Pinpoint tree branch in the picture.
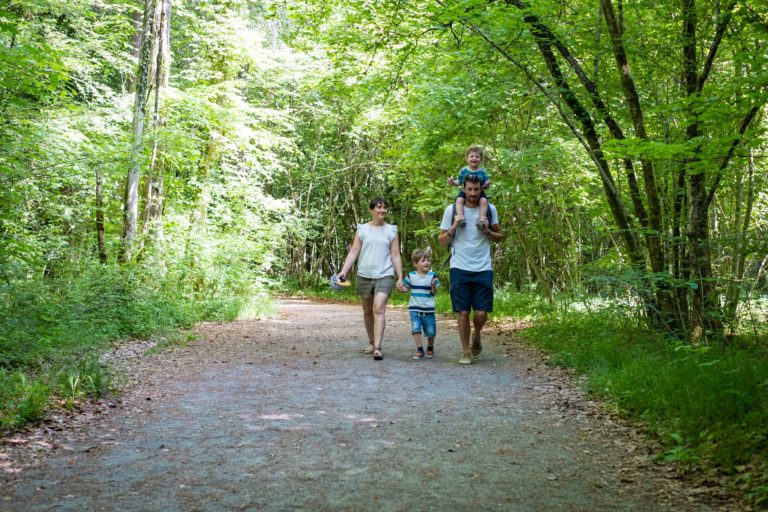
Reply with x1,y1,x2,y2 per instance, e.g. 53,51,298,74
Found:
697,1,737,92
705,104,763,209
463,4,643,265
502,0,648,228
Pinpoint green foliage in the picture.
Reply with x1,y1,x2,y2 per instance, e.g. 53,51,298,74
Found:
522,310,768,477
0,243,277,430
0,370,48,429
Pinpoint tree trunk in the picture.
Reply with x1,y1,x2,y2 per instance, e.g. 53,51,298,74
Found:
95,167,107,263
141,0,172,244
724,149,755,331
681,0,722,341
120,0,156,263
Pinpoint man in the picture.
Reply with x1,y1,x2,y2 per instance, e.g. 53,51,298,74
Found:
438,175,502,365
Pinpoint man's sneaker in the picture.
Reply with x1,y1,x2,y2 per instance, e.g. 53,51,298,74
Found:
471,330,483,358
363,343,374,354
458,353,473,365
426,348,434,358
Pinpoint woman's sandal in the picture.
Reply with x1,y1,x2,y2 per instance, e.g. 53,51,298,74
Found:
373,347,384,361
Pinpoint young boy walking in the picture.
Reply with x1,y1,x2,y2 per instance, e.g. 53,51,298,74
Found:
402,247,439,359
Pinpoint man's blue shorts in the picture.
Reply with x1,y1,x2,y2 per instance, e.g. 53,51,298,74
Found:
449,269,494,313
409,311,436,338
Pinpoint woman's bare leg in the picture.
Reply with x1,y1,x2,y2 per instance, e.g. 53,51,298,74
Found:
372,292,389,348
361,295,375,347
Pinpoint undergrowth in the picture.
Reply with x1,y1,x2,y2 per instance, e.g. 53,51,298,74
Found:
520,308,768,507
0,262,275,431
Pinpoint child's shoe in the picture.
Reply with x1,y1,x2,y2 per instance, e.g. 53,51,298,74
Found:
459,219,467,228
476,218,488,231
426,347,434,358
413,347,425,360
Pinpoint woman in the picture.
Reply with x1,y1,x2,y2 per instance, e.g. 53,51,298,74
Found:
337,198,406,361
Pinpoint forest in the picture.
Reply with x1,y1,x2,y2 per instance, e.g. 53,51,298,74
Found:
1,0,766,505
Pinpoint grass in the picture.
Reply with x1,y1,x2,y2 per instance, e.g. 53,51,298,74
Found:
517,304,768,507
0,262,276,432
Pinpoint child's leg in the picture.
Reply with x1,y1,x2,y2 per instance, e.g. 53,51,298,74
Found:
426,337,435,357
456,195,467,228
424,314,436,357
413,333,425,359
411,311,425,359
476,196,489,230
413,332,423,349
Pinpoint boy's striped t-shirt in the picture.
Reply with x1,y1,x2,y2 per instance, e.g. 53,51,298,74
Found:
403,271,439,313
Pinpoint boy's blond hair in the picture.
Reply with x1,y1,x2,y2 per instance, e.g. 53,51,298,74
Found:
411,246,432,265
464,144,485,159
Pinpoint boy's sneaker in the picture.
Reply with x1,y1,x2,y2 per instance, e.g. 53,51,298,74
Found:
458,353,473,365
458,219,467,228
413,352,426,360
426,348,434,358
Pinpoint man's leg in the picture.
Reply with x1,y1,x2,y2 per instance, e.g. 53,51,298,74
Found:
471,270,494,358
457,311,472,364
471,310,487,357
450,268,474,365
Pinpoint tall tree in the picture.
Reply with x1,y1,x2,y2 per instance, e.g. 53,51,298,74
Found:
140,0,172,243
121,0,157,262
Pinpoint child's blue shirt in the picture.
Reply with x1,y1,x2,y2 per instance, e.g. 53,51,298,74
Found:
457,167,489,185
403,270,439,313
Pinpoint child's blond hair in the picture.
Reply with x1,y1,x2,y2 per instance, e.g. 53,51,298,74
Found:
411,246,433,265
464,144,485,159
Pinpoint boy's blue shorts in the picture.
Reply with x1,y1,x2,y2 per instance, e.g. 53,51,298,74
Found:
409,311,436,338
449,269,494,313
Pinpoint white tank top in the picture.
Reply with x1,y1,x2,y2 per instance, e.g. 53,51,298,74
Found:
356,223,397,278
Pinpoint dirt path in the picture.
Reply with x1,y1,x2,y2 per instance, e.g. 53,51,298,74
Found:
1,300,740,511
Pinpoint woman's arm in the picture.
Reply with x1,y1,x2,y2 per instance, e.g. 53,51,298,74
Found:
337,233,362,279
390,234,406,292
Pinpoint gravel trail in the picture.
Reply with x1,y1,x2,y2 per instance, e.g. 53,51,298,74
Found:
0,300,738,511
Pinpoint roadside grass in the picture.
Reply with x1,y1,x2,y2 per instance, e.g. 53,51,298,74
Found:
516,303,768,507
0,263,275,431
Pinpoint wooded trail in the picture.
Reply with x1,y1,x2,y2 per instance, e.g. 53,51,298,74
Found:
1,301,736,511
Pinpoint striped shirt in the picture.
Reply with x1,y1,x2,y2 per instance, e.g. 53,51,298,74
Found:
403,271,439,313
